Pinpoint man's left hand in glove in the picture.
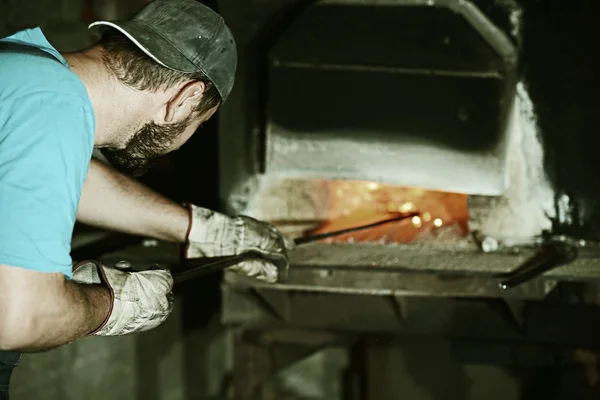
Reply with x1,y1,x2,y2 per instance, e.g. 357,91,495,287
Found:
184,204,296,283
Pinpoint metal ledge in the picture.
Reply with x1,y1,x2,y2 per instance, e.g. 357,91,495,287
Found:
224,266,556,299
95,240,600,285
285,242,600,281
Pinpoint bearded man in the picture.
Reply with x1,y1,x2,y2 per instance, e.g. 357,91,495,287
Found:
0,1,293,398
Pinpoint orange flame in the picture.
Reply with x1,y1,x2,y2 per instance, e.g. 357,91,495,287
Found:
308,181,468,243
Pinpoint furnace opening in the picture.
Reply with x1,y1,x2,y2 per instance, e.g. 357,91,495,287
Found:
308,180,469,244
247,178,469,245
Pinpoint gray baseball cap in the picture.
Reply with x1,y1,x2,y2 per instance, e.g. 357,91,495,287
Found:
89,0,237,101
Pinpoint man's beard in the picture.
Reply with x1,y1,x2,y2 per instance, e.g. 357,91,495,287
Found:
101,117,191,177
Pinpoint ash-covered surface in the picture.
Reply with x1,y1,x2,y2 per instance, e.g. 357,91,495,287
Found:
240,177,329,237
243,177,329,222
267,123,508,196
517,0,600,238
469,82,555,243
466,0,554,245
289,241,600,279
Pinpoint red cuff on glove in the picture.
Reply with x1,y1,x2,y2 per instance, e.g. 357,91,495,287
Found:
72,260,115,336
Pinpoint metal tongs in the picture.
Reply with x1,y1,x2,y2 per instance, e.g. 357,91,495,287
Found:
173,212,419,283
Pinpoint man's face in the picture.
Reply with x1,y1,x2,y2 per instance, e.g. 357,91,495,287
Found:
101,106,217,177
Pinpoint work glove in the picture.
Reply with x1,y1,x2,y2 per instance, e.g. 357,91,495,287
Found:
72,261,174,336
184,204,295,283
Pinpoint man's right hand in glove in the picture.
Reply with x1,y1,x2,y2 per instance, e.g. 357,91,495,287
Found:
0,261,173,352
72,261,174,336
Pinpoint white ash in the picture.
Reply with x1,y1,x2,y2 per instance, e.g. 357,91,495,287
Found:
555,193,575,226
468,82,555,244
239,176,330,222
223,175,261,216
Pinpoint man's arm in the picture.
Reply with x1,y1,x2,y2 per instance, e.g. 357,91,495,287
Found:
77,158,189,242
80,159,295,283
0,95,174,352
0,265,110,352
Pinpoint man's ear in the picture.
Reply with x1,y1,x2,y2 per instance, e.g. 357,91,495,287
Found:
164,81,206,123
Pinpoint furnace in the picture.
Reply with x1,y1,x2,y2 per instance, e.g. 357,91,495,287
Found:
215,0,566,289
212,0,600,397
220,0,554,251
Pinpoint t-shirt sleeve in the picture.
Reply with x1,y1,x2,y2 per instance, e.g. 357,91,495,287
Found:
0,93,94,278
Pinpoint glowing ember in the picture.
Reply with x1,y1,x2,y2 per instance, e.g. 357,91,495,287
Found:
307,180,468,244
400,202,414,213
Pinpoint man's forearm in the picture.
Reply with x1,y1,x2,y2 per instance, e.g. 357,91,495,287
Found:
78,158,189,242
0,265,110,352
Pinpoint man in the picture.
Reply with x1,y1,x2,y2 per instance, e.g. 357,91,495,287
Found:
0,0,294,397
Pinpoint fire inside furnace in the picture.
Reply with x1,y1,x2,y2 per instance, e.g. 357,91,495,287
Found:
305,180,469,244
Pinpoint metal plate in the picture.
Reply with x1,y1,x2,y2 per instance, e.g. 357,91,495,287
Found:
264,0,517,195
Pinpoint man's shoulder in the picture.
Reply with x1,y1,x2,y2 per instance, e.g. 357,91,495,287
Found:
0,28,95,142
0,28,90,104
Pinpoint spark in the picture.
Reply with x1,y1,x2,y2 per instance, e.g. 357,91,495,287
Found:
399,202,414,213
367,182,380,191
412,216,422,227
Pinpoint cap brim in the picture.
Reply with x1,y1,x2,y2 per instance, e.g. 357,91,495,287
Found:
89,20,198,74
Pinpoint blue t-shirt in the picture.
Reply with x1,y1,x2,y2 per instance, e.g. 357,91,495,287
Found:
0,28,95,278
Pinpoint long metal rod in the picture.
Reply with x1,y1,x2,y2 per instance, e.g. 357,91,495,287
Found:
294,212,419,245
173,252,260,284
